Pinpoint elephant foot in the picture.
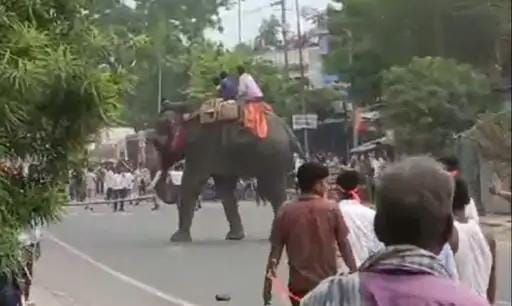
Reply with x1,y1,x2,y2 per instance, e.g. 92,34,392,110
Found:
225,229,245,240
170,230,192,242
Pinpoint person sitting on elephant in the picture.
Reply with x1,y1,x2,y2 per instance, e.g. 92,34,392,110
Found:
219,71,238,101
237,65,263,103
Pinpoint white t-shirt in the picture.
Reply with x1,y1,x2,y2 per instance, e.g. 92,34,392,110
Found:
238,73,263,101
465,198,479,222
122,172,134,189
112,173,123,190
85,171,96,190
454,220,492,298
338,200,383,266
104,170,114,189
170,170,183,186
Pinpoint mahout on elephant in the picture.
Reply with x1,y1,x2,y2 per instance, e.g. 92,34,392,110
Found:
148,100,303,242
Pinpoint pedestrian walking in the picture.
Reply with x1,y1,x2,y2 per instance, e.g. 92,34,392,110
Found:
85,167,96,210
301,157,490,306
451,176,496,303
104,165,115,202
112,168,124,212
262,162,357,306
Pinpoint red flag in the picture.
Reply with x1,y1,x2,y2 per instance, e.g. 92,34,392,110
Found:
353,107,367,133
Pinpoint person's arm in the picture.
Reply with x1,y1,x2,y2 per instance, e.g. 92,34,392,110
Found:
496,190,511,202
489,183,512,202
484,231,496,304
263,213,286,305
333,208,357,272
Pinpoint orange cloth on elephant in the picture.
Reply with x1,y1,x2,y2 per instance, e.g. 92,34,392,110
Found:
243,102,273,139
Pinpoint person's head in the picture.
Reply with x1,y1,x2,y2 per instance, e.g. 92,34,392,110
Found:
219,71,228,79
452,176,470,213
297,162,329,197
212,76,220,86
335,169,360,200
374,156,454,255
236,65,245,76
438,156,459,172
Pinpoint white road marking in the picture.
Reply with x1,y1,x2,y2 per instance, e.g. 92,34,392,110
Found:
47,234,198,306
496,301,511,306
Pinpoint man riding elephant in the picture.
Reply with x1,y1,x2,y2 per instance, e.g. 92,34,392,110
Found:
149,98,304,242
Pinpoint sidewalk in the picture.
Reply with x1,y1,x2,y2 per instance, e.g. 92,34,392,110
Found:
31,285,65,306
31,280,78,306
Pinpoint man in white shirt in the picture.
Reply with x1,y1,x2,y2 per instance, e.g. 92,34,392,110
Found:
84,168,96,211
122,168,135,205
331,168,459,279
237,65,263,103
112,168,125,212
334,169,383,268
104,166,115,201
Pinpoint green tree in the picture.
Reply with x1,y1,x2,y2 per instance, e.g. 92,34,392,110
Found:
0,0,135,273
91,0,233,130
187,43,304,118
381,57,495,154
254,15,282,50
327,0,509,104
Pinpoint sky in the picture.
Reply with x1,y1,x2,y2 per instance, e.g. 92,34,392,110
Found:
208,0,331,48
124,0,333,48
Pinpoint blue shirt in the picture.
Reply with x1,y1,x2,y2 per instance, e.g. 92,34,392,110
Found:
220,77,238,100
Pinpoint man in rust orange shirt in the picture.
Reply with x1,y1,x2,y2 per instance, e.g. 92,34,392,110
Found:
263,162,357,306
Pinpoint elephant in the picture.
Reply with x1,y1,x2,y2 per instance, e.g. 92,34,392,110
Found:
148,103,304,242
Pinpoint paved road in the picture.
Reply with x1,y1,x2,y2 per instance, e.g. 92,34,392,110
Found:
35,203,511,306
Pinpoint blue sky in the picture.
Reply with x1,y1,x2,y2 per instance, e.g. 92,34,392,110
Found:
208,0,330,47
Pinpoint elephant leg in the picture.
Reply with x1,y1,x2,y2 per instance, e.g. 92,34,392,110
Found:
214,176,245,240
170,171,208,243
258,174,287,216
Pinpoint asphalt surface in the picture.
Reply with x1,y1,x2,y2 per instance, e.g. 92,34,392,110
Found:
35,202,511,306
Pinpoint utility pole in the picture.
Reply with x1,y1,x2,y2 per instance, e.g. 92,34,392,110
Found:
280,0,289,75
157,60,162,114
271,0,290,76
295,0,309,157
237,0,242,44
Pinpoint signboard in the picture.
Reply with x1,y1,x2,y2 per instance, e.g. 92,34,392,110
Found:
292,114,318,130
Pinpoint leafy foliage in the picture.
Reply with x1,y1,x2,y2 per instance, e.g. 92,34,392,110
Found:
327,0,510,105
0,0,134,273
91,0,234,130
254,15,282,50
381,57,494,154
186,44,340,120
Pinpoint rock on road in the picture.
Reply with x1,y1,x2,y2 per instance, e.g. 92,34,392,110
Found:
34,203,511,306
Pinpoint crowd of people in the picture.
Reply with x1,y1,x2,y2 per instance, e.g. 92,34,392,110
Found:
263,155,510,306
69,162,152,212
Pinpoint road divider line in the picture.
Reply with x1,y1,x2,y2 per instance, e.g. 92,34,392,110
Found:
47,234,199,306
